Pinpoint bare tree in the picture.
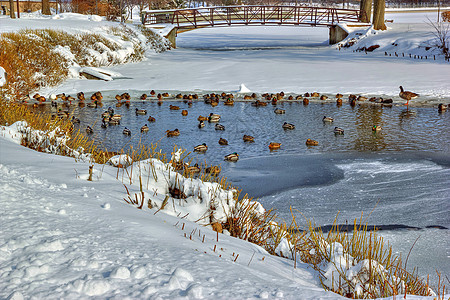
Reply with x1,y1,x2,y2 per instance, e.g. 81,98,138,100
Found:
42,0,52,15
428,18,449,59
373,0,386,30
360,0,372,23
9,0,16,18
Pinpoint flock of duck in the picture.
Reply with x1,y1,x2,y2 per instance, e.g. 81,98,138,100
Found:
25,86,449,166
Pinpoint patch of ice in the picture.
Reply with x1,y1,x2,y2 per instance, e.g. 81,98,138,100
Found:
110,266,131,279
6,291,24,300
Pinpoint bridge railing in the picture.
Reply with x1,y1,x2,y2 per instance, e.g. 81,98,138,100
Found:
142,5,364,28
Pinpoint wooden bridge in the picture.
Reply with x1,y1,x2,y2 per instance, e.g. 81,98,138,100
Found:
141,5,368,46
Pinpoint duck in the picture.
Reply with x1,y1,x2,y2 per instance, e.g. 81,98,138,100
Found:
357,95,368,101
282,122,295,130
323,116,334,122
57,109,69,118
251,100,268,107
243,135,254,142
101,120,108,128
399,86,419,106
108,118,120,125
215,124,225,131
166,129,180,137
208,113,221,123
87,101,97,108
224,98,234,106
224,152,239,162
181,110,188,116
311,92,320,97
115,94,123,101
71,116,80,124
86,126,94,134
198,115,208,122
336,99,343,106
121,93,130,101
218,138,228,145
320,95,328,100
438,103,448,112
305,139,319,146
77,92,85,101
110,114,122,121
147,116,156,122
141,124,149,133
303,98,309,105
336,93,343,99
268,142,281,150
198,120,205,128
170,105,180,110
372,125,381,132
205,165,221,176
162,92,169,97
274,108,285,114
150,90,156,96
348,94,357,101
194,143,208,152
140,94,147,100
123,127,131,135
185,163,201,175
334,127,345,135
304,92,310,97
94,91,103,101
135,108,147,115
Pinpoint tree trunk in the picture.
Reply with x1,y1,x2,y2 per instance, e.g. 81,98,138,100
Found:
42,0,51,15
359,0,372,23
373,0,386,30
9,0,16,18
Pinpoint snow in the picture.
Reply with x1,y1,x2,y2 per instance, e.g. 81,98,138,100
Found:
0,67,6,87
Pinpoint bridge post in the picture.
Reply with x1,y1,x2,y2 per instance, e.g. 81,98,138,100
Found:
165,27,178,48
329,25,348,44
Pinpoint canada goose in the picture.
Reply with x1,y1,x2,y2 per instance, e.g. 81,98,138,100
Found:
224,152,239,162
282,122,295,130
243,135,254,142
334,127,345,135
123,127,131,135
399,86,419,106
305,139,319,146
323,116,334,122
215,124,225,131
274,108,285,114
269,142,281,150
135,108,147,115
218,138,228,145
194,143,208,152
141,124,149,133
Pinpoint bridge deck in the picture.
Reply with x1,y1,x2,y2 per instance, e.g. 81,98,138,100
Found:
142,5,365,29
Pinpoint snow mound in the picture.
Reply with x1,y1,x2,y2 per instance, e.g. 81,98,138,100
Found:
237,83,251,93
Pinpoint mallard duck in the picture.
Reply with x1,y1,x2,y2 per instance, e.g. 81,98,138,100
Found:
336,93,343,99
140,94,147,100
311,92,320,97
94,91,103,101
148,116,156,122
205,165,220,176
166,129,180,137
170,105,180,110
334,127,344,135
121,93,130,101
162,92,169,97
304,92,310,97
101,111,111,118
268,142,281,150
218,138,228,145
372,125,381,132
208,113,221,123
224,152,239,162
110,114,122,121
150,90,156,96
77,92,86,101
303,98,309,105
71,116,80,124
399,86,419,106
176,94,183,99
336,99,343,106
57,109,69,118
101,120,108,128
282,122,295,130
136,108,147,115
198,115,208,122
181,110,188,116
243,135,254,142
185,163,201,175
86,126,93,134
323,116,334,122
320,95,328,100
108,118,120,125
357,95,368,101
274,108,285,114
305,139,319,146
252,100,268,107
215,124,225,131
438,103,448,112
224,98,234,106
348,94,357,101
87,102,97,108
198,120,205,128
123,127,131,135
194,143,208,152
141,124,149,133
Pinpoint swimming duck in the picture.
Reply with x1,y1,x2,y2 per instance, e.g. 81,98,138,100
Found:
101,120,108,128
108,118,120,125
224,98,234,106
86,126,94,134
268,142,281,150
170,105,180,110
208,113,221,123
205,165,220,176
94,91,103,101
162,92,169,97
57,109,69,118
215,124,225,131
438,103,448,112
348,94,357,101
181,110,188,116
198,120,205,128
123,127,131,135
304,92,310,97
323,116,334,122
372,125,381,132
121,93,130,101
287,95,294,100
336,99,343,106
399,86,419,106
334,127,344,135
243,135,254,142
252,100,268,107
87,102,97,108
198,115,208,122
71,116,80,124
336,93,343,99
274,108,285,114
282,122,295,130
148,116,156,122
357,95,368,101
311,92,320,97
141,124,149,133
136,108,147,115
194,143,208,152
166,129,180,137
224,152,239,162
305,139,319,146
140,94,147,100
115,94,123,101
150,90,156,96
303,98,309,105
320,95,328,100
185,163,201,175
218,138,228,145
